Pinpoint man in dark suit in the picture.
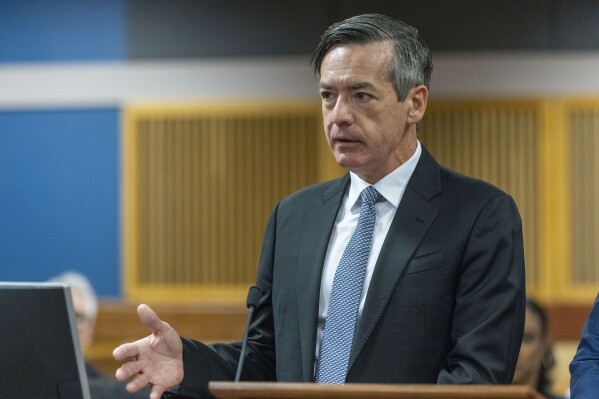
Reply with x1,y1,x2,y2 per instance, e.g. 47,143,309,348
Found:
113,14,525,399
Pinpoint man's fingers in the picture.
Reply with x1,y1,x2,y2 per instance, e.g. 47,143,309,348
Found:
115,357,145,381
113,340,142,362
149,385,167,399
113,343,134,362
112,304,180,396
113,304,166,363
124,372,151,393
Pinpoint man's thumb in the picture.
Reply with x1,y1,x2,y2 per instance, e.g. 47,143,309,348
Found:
137,304,168,334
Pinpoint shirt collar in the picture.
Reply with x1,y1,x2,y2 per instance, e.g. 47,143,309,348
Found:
347,140,422,211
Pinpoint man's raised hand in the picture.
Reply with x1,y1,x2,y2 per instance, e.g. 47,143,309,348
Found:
113,304,184,399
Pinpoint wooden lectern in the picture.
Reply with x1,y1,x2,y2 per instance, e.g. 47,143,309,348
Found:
209,382,545,399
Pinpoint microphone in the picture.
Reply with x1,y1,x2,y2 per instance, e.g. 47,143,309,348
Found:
234,285,263,382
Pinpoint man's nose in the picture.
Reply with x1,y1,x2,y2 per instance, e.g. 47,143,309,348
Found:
329,97,354,126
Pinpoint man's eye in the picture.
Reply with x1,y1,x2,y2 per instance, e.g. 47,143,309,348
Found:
320,92,333,101
355,93,372,101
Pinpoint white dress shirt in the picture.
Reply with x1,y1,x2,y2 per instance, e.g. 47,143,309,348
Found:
315,141,422,364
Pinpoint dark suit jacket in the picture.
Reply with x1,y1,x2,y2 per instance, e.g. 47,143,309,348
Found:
176,147,526,398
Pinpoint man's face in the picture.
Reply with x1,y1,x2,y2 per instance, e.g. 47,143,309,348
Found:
319,41,424,183
512,308,548,386
72,288,94,351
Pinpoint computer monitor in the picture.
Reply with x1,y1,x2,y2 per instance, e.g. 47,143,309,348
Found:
0,282,91,399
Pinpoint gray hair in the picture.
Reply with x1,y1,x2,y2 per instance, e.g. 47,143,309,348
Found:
310,13,433,101
49,271,98,322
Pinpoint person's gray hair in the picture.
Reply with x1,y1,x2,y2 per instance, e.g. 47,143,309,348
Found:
310,13,433,101
49,271,98,322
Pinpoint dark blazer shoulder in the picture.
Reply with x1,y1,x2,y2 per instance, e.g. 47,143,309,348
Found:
279,174,349,210
441,165,510,200
415,146,514,208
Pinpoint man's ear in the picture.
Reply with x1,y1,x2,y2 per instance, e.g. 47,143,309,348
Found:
406,85,428,125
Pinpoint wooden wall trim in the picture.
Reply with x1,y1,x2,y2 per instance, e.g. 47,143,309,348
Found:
89,300,592,377
547,303,593,342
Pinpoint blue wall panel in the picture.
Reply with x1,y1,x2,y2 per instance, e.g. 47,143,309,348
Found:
0,0,125,62
0,109,120,297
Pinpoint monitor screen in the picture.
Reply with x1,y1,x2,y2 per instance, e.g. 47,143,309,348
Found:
0,282,91,399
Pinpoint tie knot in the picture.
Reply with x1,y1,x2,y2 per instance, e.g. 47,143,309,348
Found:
360,186,382,207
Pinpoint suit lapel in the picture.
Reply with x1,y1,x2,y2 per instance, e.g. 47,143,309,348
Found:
349,147,442,369
296,175,349,381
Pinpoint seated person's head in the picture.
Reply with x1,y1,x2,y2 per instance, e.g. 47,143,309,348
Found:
513,298,555,395
49,272,98,351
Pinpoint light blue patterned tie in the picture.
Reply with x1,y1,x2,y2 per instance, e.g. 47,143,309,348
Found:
315,186,383,384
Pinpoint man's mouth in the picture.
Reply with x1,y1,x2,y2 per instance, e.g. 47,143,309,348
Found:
333,135,359,143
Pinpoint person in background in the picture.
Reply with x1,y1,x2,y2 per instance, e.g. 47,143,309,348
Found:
513,298,564,399
49,271,102,378
50,271,150,399
113,13,526,399
570,292,599,399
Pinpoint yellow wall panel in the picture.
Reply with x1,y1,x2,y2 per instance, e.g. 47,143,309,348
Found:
122,99,599,305
567,100,599,300
122,102,324,302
